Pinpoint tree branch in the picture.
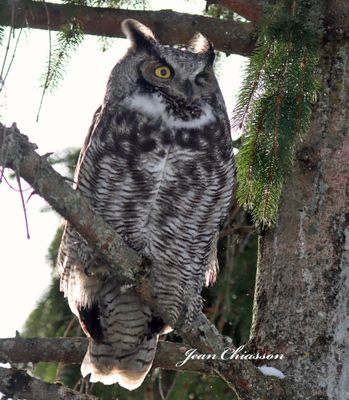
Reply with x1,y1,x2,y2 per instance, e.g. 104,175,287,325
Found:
0,123,297,399
0,337,214,375
0,335,297,399
0,366,98,400
0,124,141,283
0,0,255,56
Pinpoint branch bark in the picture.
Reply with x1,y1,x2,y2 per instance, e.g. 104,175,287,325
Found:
0,124,141,283
0,366,98,400
0,0,255,56
0,335,296,399
0,337,214,375
0,124,297,399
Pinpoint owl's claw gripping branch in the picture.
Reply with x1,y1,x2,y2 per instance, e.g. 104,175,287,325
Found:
0,122,297,400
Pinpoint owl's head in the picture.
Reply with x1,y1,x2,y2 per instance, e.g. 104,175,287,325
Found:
107,19,221,119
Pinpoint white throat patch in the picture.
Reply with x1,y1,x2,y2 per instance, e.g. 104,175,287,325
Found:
126,94,216,129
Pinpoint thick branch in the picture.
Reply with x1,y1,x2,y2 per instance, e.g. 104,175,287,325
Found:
0,124,296,399
0,124,141,284
0,336,297,399
0,366,97,400
0,337,214,375
0,0,255,56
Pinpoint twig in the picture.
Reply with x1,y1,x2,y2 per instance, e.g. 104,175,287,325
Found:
37,0,53,122
55,317,77,382
15,171,31,239
1,26,23,88
1,173,32,192
0,26,13,92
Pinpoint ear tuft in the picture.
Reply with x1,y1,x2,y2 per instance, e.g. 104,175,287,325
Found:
121,19,157,50
189,33,215,64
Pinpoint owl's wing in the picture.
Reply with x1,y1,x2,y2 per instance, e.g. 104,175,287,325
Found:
74,105,103,187
56,105,164,390
57,105,103,296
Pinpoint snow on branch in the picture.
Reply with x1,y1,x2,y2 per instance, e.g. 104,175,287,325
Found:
0,123,297,399
0,0,255,56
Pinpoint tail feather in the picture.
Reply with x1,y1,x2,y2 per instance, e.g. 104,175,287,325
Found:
81,335,158,390
77,282,161,390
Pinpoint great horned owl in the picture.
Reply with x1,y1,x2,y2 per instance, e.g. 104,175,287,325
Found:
57,19,234,390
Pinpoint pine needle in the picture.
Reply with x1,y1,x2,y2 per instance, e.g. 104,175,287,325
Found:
233,0,320,225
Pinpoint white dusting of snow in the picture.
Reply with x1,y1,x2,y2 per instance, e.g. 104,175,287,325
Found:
258,365,286,379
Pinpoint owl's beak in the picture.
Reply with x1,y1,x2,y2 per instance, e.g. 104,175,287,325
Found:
184,79,193,98
183,79,200,105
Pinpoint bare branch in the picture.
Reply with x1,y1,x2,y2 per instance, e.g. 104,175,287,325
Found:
0,123,298,399
0,335,299,399
0,124,141,284
0,366,98,400
0,0,255,56
0,337,87,364
0,337,214,375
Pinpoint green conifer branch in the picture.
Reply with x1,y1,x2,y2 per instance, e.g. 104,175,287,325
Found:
232,40,274,131
260,38,291,222
37,18,84,119
43,19,84,92
233,0,320,225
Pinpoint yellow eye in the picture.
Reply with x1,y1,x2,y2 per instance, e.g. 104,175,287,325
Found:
154,65,172,79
